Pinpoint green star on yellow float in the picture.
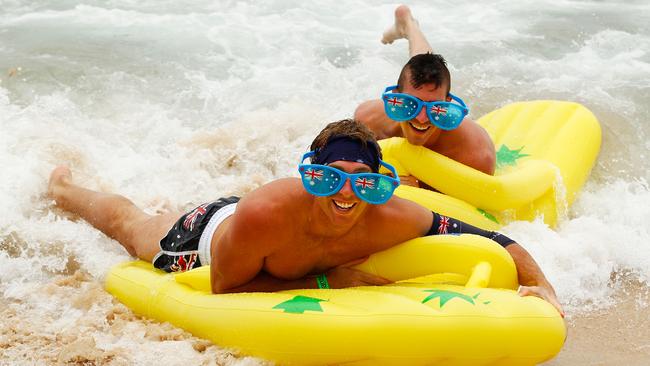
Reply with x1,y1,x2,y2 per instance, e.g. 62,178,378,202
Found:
272,295,327,314
496,145,529,169
421,290,476,307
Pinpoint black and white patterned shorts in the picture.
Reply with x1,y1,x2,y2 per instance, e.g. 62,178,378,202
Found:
152,196,240,272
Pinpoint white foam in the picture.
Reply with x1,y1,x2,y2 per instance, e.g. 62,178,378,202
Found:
1,0,649,363
502,179,650,314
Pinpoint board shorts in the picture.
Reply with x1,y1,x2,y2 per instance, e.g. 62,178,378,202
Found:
152,196,240,273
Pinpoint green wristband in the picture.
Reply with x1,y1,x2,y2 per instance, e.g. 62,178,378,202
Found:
316,274,329,289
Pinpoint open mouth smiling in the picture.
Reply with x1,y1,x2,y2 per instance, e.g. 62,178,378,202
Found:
333,200,357,211
409,121,430,132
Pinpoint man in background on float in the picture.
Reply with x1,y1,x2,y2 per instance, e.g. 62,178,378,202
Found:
47,119,561,317
355,5,495,188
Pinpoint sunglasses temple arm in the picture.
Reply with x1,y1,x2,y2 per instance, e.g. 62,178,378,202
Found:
300,151,316,164
380,161,401,184
384,85,398,93
449,93,468,108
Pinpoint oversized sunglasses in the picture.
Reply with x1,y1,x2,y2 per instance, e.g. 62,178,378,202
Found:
298,151,400,204
381,85,469,130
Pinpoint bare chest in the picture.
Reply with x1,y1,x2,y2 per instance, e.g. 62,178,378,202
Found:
262,232,379,280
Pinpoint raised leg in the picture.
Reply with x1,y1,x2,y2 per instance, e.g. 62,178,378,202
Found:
48,166,181,262
381,5,433,57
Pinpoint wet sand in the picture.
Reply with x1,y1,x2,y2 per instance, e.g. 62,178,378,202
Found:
546,286,650,366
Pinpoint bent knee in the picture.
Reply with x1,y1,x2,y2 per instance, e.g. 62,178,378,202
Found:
103,199,151,256
130,213,180,262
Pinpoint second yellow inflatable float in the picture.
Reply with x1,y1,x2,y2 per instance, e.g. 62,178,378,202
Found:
381,100,601,228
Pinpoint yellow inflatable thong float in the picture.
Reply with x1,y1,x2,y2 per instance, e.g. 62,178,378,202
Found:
106,235,565,365
380,100,601,227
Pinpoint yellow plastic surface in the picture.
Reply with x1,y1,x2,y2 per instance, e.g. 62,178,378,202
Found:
106,235,565,365
381,100,601,227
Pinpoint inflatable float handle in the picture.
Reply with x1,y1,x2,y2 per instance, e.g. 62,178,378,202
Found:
465,261,492,288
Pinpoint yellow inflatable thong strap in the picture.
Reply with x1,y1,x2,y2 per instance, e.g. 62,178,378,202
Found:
381,137,557,210
106,235,565,365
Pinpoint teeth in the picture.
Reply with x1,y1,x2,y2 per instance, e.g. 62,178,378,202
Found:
334,200,355,209
409,122,430,131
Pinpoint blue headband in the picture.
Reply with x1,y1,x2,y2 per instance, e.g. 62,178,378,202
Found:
312,136,381,172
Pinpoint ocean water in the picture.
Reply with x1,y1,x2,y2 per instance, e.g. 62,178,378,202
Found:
1,0,649,364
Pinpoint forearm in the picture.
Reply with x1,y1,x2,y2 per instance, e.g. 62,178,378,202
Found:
212,272,321,294
506,243,553,288
507,243,564,317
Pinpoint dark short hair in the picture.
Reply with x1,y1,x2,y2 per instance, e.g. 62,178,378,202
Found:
310,119,382,160
396,53,451,94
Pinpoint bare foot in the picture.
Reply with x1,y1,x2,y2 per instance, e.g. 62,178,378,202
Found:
48,166,72,203
381,5,420,44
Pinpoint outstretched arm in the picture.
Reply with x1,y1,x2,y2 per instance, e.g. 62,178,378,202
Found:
506,244,564,317
426,212,563,316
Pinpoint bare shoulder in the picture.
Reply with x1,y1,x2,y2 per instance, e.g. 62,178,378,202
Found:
354,99,401,140
213,179,304,267
386,195,432,222
459,117,492,141
435,117,496,174
233,178,305,229
365,196,432,240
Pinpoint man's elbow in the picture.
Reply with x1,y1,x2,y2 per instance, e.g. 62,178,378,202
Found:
473,128,497,175
211,281,237,294
211,274,237,294
480,150,496,175
211,280,226,294
211,273,255,294
471,147,496,175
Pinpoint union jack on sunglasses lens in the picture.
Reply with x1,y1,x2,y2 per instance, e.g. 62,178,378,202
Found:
382,85,469,131
298,152,400,205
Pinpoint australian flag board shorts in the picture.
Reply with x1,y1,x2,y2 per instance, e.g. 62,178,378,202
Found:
152,196,240,273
